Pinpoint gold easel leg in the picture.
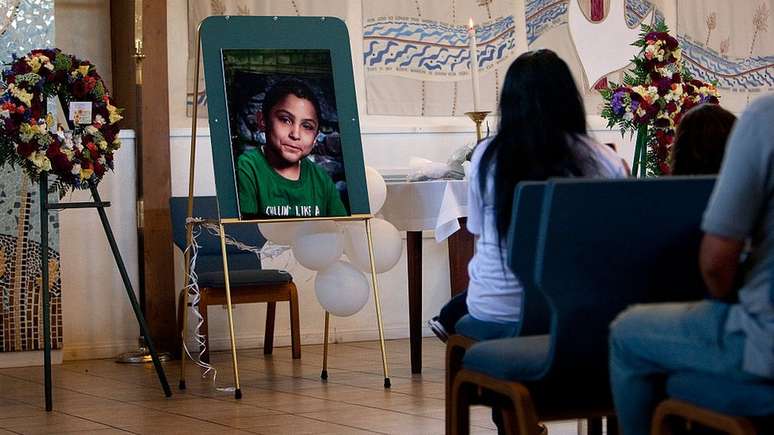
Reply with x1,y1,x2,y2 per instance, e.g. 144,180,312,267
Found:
365,219,391,388
180,24,203,391
219,223,242,399
320,311,330,380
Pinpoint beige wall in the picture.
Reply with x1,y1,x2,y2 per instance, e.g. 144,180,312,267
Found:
55,0,113,89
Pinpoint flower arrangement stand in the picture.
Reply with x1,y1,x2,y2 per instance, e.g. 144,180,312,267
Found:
38,172,172,411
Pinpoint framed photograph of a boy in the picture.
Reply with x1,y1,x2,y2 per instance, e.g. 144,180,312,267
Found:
199,16,369,221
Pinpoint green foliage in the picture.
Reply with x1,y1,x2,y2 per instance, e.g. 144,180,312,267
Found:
53,53,72,71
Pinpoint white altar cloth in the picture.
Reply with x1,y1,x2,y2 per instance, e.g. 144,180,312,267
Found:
380,180,468,242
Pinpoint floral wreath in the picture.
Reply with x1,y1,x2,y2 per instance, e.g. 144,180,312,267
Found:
601,23,720,176
0,48,123,193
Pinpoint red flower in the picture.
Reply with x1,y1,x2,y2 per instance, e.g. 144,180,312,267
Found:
11,61,31,75
93,161,105,176
85,141,98,158
84,76,97,93
16,141,36,157
72,80,87,99
46,143,73,173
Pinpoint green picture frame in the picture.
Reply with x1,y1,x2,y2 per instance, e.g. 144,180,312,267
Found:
199,16,369,219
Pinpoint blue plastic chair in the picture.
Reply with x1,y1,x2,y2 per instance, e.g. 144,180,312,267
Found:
170,196,300,361
450,177,716,434
445,182,550,433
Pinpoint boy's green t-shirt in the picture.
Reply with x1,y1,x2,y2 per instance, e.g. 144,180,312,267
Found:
237,149,347,218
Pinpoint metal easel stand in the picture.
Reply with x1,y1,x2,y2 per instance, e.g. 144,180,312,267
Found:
39,173,172,411
321,218,392,389
179,25,390,399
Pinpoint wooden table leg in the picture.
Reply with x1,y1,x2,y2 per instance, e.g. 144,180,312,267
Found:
407,230,423,374
447,218,474,297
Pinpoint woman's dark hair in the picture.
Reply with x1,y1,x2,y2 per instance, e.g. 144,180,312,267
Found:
261,78,322,130
478,49,591,243
670,103,736,175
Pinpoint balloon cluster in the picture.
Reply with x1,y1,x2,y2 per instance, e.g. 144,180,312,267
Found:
259,167,402,317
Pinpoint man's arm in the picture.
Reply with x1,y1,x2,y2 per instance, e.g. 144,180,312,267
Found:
699,233,744,299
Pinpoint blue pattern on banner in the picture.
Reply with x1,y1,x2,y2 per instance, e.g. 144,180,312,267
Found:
363,16,517,77
680,36,774,91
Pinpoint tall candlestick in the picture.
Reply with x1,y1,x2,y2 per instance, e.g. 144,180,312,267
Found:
468,18,481,112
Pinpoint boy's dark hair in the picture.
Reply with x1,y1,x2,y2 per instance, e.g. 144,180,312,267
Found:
671,103,736,175
261,78,322,129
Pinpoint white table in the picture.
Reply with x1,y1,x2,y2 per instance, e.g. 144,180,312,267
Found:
380,180,474,374
381,179,469,241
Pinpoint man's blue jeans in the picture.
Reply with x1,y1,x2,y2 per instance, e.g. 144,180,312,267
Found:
609,300,758,435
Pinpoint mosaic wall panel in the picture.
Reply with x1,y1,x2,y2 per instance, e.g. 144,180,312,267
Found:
0,0,61,352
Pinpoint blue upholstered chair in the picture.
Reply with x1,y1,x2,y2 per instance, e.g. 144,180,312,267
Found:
445,182,550,433
170,196,300,362
651,269,774,434
449,177,716,435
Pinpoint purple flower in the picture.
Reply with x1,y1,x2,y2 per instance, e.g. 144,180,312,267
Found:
631,99,640,113
611,91,627,116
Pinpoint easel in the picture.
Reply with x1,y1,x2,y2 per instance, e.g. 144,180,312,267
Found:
39,175,172,411
177,21,391,399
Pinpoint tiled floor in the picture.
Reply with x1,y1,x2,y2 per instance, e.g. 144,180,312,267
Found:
0,338,579,434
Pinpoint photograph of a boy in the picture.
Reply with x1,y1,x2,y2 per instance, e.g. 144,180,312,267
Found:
221,48,349,219
236,78,347,219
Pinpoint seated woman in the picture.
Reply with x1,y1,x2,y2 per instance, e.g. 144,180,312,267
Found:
670,103,736,175
431,49,628,342
237,79,347,219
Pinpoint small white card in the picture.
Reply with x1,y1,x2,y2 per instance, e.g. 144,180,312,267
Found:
69,101,93,124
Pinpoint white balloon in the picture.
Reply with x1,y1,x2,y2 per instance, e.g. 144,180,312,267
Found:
258,222,299,245
343,218,402,273
294,220,338,237
365,166,387,214
315,261,371,317
291,225,344,271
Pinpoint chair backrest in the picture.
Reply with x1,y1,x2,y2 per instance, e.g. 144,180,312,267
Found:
507,182,551,336
534,177,715,385
169,196,268,272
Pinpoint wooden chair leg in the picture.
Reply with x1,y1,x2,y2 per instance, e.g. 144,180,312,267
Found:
651,399,758,435
451,376,473,435
446,335,476,435
200,297,210,363
499,406,518,435
264,302,276,355
289,283,301,359
504,381,540,435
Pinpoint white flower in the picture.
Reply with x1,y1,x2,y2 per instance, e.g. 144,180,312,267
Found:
71,163,81,175
84,125,98,136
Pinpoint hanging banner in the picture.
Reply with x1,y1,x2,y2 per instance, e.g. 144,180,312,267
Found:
677,0,774,112
363,0,522,116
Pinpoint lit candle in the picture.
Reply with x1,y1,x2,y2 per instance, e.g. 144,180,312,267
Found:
468,18,481,112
